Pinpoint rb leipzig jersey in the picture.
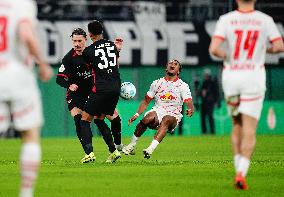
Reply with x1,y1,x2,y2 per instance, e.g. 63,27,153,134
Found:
0,0,38,68
213,10,282,93
146,77,192,116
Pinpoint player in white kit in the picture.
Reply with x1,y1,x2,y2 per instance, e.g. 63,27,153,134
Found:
122,60,194,159
209,0,284,190
0,0,53,196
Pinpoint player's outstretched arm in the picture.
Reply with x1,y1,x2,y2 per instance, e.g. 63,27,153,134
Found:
209,37,227,60
18,20,53,82
128,96,152,125
267,39,284,54
185,99,194,117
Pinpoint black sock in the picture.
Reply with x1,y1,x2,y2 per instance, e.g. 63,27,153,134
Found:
111,116,121,145
80,120,93,154
94,119,116,153
74,114,83,144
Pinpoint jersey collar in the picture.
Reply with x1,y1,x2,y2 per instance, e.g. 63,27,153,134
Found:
237,9,255,13
164,76,179,82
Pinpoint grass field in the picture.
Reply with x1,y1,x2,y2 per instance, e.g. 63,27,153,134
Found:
0,135,284,197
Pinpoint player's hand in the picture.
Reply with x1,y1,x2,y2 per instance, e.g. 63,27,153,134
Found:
114,37,123,51
69,84,78,91
39,63,53,82
186,108,194,117
128,113,139,125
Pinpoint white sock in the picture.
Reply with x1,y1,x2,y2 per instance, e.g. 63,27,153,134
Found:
237,156,250,177
20,143,41,197
233,154,241,172
148,139,160,152
130,134,139,145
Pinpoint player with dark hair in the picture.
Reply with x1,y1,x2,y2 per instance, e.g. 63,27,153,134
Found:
122,60,194,158
209,0,284,190
56,28,124,163
79,20,122,163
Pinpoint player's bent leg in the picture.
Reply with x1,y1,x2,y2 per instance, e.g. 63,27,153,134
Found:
106,111,122,150
143,116,177,159
20,128,41,197
122,112,158,156
93,118,116,154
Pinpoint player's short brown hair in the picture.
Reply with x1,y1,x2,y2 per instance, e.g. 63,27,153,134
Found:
88,20,103,36
70,28,87,38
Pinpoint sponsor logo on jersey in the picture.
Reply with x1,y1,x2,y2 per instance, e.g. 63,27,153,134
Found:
159,92,176,102
59,64,65,72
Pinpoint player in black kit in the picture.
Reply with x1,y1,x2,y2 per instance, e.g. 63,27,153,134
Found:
79,21,122,163
56,28,124,162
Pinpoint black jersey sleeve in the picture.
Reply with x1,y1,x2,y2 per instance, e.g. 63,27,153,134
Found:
56,57,71,89
82,46,93,63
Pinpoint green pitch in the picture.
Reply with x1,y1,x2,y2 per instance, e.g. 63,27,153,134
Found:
0,135,284,197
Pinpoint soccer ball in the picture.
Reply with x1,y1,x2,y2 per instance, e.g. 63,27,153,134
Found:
120,82,136,100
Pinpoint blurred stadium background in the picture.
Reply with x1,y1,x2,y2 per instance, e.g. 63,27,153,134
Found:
3,0,284,137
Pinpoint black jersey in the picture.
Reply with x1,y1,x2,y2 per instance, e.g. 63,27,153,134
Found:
82,39,121,94
56,49,93,97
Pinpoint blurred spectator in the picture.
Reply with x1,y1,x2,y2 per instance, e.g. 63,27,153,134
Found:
200,68,219,135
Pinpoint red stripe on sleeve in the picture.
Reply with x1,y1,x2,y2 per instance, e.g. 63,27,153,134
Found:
213,35,225,41
184,98,192,102
145,94,153,100
270,37,283,43
57,74,68,78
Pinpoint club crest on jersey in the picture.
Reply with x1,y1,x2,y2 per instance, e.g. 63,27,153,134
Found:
160,92,176,102
59,64,65,72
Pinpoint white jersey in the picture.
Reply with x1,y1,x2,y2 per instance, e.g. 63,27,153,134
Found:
214,10,282,94
0,0,43,131
146,77,192,118
0,0,37,69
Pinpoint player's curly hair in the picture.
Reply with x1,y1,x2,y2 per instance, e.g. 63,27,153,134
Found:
70,28,87,38
88,20,103,36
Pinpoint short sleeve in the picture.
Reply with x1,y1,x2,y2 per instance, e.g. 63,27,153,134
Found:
267,17,282,42
16,0,38,25
181,83,192,102
213,16,226,40
146,80,158,99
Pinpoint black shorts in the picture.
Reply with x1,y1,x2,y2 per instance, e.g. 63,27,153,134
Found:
66,94,88,111
84,92,119,116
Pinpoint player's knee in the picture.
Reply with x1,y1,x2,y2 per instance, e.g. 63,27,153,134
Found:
142,114,155,125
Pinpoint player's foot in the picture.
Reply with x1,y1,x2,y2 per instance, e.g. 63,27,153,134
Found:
143,148,153,159
106,149,121,163
234,173,248,190
115,144,124,151
81,152,96,163
122,143,135,155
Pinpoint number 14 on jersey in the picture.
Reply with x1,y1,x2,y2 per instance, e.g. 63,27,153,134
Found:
234,30,259,60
